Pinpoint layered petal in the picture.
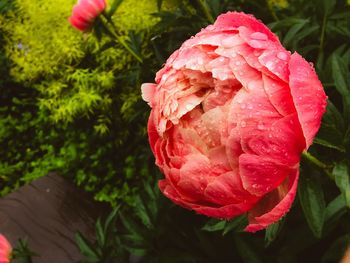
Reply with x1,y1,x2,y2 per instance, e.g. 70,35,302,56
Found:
245,169,299,232
288,52,327,148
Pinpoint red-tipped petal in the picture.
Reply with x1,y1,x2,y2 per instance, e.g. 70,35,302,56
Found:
214,12,279,43
262,74,295,116
288,52,327,148
245,169,299,232
239,154,291,196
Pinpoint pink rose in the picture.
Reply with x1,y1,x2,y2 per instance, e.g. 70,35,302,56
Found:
142,12,327,232
0,234,11,263
69,0,106,31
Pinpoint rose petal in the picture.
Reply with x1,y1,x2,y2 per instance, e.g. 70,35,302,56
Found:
262,74,295,116
239,154,292,196
214,12,279,43
288,52,327,148
204,171,254,205
141,83,156,106
246,114,305,166
245,169,299,232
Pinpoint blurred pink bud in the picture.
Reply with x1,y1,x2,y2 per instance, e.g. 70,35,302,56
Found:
0,234,12,263
69,0,107,31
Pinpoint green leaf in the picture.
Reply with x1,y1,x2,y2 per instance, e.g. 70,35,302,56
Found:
134,195,153,229
265,218,285,247
282,19,309,47
315,100,346,151
143,181,158,220
104,205,120,234
75,233,99,261
331,55,350,123
201,219,226,232
96,218,105,248
325,194,347,227
234,236,262,263
223,215,248,235
313,137,346,152
333,163,350,208
298,173,326,238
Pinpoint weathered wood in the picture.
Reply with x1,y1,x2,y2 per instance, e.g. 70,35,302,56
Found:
0,173,109,263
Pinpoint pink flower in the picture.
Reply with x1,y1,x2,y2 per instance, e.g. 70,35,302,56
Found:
69,0,106,31
142,12,327,232
0,234,12,263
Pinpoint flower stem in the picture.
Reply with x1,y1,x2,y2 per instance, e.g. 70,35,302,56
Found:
302,151,334,180
99,15,143,63
196,0,214,24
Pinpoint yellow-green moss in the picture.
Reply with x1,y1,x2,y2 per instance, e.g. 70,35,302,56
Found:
0,0,173,125
268,0,289,9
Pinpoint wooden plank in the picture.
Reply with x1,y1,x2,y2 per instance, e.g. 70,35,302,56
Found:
0,173,109,262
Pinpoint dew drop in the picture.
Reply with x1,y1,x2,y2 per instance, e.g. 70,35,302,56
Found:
257,121,265,130
266,61,275,69
240,103,246,109
206,25,215,31
253,50,260,56
186,104,194,110
252,183,259,189
241,120,246,127
235,61,241,66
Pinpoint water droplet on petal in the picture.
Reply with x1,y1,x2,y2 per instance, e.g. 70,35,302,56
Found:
257,121,264,130
240,103,246,109
241,120,246,127
253,50,260,56
252,183,259,189
235,61,241,66
266,61,275,69
186,104,194,110
206,25,215,31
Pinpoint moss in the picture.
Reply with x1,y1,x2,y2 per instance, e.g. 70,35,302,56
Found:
268,0,289,9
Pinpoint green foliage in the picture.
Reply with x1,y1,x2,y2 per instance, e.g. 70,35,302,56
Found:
298,170,326,238
0,0,168,202
12,238,38,263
